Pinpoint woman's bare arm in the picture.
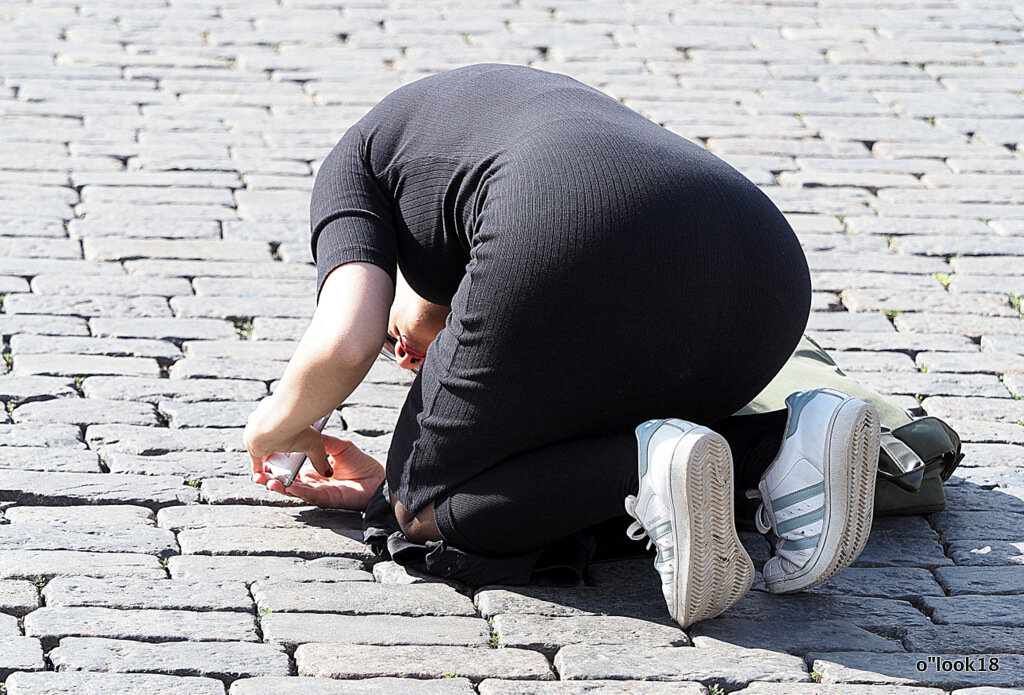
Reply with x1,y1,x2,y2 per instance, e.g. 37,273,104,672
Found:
243,261,394,476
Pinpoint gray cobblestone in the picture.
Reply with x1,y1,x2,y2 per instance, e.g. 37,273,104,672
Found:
6,294,174,318
0,470,198,508
808,652,1024,689
89,317,239,341
0,550,166,580
124,259,314,280
727,686,942,695
492,614,686,657
49,637,291,680
0,611,19,634
943,485,1024,512
182,339,297,360
295,643,555,681
262,613,489,649
230,677,476,695
13,353,161,378
0,447,102,473
83,238,271,262
3,505,152,526
42,577,250,611
198,477,309,506
475,584,669,623
479,683,707,695
24,606,257,648
555,643,809,687
921,397,1024,423
12,397,158,426
83,375,266,403
0,377,77,401
853,536,953,568
103,451,247,478
930,511,1024,542
5,672,227,695
171,357,286,381
902,625,1024,654
691,618,901,655
86,423,245,455
960,444,1024,468
921,596,1024,627
809,568,943,601
10,334,183,360
916,352,1024,375
720,591,931,636
158,400,260,428
156,505,355,530
167,555,369,583
0,636,46,679
0,579,40,617
0,521,176,556
179,525,367,559
252,580,476,615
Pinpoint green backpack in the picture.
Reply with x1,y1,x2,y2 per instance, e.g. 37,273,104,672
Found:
733,334,964,515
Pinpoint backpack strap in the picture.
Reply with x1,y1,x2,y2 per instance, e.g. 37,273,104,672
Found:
878,416,964,495
878,431,927,492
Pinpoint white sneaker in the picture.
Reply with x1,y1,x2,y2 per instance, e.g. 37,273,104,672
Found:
624,418,754,628
750,388,881,594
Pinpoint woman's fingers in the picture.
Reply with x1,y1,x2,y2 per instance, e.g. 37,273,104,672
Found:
249,451,271,478
281,481,329,506
301,426,333,477
321,433,353,458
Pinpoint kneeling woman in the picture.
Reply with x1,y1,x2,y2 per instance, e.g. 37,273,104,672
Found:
244,63,879,627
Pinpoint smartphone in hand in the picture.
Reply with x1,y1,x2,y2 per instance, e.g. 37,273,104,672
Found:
265,412,331,486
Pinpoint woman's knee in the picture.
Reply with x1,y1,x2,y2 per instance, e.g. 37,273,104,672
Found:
392,494,443,544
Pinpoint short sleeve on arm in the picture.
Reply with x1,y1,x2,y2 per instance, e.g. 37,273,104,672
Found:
310,123,397,306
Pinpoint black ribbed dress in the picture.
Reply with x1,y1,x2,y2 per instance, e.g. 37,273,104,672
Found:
311,63,811,557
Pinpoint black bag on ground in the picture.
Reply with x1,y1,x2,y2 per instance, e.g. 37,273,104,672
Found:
874,416,964,515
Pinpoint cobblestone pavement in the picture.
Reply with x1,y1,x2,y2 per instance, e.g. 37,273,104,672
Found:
1,0,1023,692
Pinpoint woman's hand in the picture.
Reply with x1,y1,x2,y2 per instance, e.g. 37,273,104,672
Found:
252,433,385,511
244,395,335,478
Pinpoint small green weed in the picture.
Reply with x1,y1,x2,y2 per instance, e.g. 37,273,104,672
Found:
442,671,459,679
883,309,902,320
233,318,254,340
935,273,950,289
708,684,726,695
811,670,823,682
255,606,272,627
186,478,203,489
1009,293,1023,315
3,351,12,369
30,575,47,588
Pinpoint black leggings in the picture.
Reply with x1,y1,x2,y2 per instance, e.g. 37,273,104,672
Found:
384,150,811,557
432,409,790,556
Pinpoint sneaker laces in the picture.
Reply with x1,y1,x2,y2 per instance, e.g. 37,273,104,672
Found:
745,488,776,535
623,495,656,551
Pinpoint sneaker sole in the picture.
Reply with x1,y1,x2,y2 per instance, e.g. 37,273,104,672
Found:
666,425,754,627
766,398,881,594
